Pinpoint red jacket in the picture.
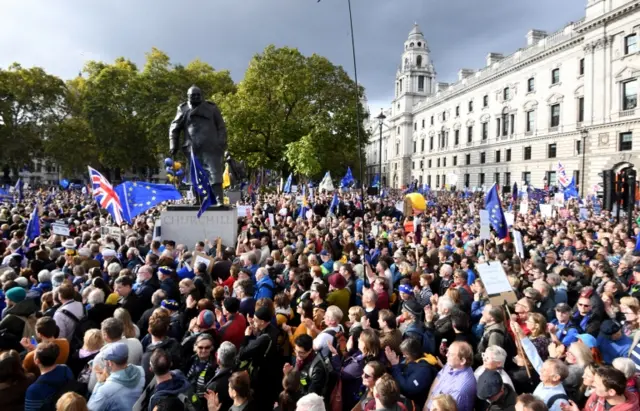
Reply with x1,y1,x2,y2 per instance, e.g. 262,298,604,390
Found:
218,313,247,349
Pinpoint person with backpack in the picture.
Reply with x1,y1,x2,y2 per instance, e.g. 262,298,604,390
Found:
52,282,85,341
0,286,38,343
24,342,78,411
312,305,346,358
87,342,145,411
287,334,328,398
145,349,195,411
400,300,436,357
475,305,513,367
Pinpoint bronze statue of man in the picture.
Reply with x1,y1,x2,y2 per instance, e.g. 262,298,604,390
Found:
169,85,227,204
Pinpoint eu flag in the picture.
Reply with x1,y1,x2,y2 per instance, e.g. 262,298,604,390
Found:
15,178,23,201
115,182,183,224
189,150,216,218
372,174,380,188
25,205,40,245
485,184,509,239
340,167,354,188
59,179,70,190
283,173,293,194
563,178,579,201
330,192,339,215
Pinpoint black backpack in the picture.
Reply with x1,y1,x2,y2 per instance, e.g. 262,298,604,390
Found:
39,377,87,411
481,328,517,361
59,306,94,351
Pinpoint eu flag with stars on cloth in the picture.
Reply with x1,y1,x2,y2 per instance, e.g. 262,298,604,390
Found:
25,204,40,246
115,182,183,224
340,167,354,188
189,149,216,218
485,183,509,240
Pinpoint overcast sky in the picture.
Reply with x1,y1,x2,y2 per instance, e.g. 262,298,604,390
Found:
1,0,585,111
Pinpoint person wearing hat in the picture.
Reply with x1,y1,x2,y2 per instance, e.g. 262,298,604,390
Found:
549,303,580,346
476,369,517,411
401,299,435,354
0,286,38,344
157,266,179,301
319,250,334,276
86,342,145,411
237,305,282,406
597,319,632,364
181,333,217,402
160,300,184,341
326,272,350,319
217,297,247,349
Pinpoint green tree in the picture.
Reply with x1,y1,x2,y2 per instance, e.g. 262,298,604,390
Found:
0,64,66,173
221,45,367,180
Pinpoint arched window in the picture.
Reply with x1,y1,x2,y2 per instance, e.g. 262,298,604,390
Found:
404,58,409,70
418,42,422,47
410,42,414,47
417,55,422,68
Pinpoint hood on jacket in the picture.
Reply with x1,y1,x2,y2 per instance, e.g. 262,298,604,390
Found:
147,337,179,353
156,370,190,395
6,297,38,317
414,354,438,367
110,364,144,389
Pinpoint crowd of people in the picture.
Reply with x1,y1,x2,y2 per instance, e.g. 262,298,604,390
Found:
1,186,640,411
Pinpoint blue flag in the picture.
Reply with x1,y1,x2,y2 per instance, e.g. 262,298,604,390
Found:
485,184,509,239
59,179,70,190
340,167,354,188
25,205,40,245
372,174,380,188
330,192,339,214
44,193,53,206
189,150,216,218
283,173,293,194
563,178,579,201
115,181,183,224
15,178,23,201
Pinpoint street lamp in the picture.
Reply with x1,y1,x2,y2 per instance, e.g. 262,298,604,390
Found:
580,128,588,198
376,109,386,188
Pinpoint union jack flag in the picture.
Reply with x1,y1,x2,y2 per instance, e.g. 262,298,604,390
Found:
557,162,570,188
88,166,124,225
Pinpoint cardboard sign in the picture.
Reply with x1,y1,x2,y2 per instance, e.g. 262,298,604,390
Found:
579,208,588,221
476,261,517,306
403,197,413,216
513,230,525,259
193,251,215,274
237,205,252,218
504,212,514,227
51,222,70,237
479,210,491,240
519,201,529,215
540,204,553,218
554,193,564,206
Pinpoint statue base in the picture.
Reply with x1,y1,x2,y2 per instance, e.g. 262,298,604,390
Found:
160,205,238,248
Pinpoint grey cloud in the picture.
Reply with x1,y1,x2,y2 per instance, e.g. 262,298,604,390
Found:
0,0,584,108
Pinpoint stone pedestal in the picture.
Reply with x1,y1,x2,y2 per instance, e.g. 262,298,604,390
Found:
226,190,242,204
160,205,238,248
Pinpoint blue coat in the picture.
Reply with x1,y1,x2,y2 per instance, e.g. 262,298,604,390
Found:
391,356,437,410
87,365,145,411
254,276,275,300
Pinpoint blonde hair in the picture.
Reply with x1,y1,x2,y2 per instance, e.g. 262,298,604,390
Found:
348,306,365,321
114,308,137,339
567,341,594,367
620,296,640,312
527,312,547,338
83,329,104,352
432,394,458,411
325,305,344,323
56,392,88,411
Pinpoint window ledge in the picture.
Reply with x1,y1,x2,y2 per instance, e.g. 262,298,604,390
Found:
620,109,636,117
549,126,559,132
525,131,534,136
550,82,562,88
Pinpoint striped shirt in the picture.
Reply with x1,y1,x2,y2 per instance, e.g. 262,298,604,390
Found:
427,364,477,411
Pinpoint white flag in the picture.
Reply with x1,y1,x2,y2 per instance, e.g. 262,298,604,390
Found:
319,171,334,192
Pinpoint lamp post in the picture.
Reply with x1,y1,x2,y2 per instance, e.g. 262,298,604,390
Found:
376,109,386,189
580,128,588,198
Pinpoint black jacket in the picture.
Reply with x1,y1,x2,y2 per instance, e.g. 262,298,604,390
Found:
141,337,183,385
476,383,517,411
237,323,283,404
119,291,143,323
298,352,329,397
205,367,234,411
0,298,38,339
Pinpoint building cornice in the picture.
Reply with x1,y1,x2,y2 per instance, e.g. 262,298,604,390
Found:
575,0,640,34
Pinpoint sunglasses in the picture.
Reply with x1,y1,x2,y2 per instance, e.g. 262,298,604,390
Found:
197,345,213,350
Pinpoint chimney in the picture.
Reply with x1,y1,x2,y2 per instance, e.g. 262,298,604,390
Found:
458,69,475,81
526,29,548,46
486,53,504,66
436,82,449,92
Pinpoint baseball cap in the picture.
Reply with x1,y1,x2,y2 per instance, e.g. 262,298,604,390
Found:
103,343,129,363
402,300,422,318
577,334,597,349
477,370,503,400
398,284,414,295
600,319,621,337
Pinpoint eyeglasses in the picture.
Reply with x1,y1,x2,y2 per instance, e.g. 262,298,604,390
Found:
197,345,213,350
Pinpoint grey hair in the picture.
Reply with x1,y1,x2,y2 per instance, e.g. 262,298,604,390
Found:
333,261,343,272
296,393,326,411
0,269,17,283
438,296,455,312
353,264,364,279
151,289,167,306
484,345,507,366
107,262,122,276
38,270,52,284
440,264,453,276
613,357,636,379
52,272,66,287
217,341,237,369
87,288,105,306
546,273,561,286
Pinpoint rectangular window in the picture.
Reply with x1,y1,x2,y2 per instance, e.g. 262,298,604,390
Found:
547,171,557,186
494,173,500,184
495,150,501,163
419,160,423,170
453,156,457,166
465,154,471,165
578,97,585,122
467,126,473,143
431,116,434,125
576,140,582,155
427,175,431,187
548,143,557,158
579,58,585,76
413,141,417,153
436,175,440,187
573,170,580,187
522,172,531,185
480,152,486,164
623,80,638,110
551,104,560,127
412,161,415,170
464,174,470,188
625,34,638,55
429,137,434,150
526,110,535,132
418,76,425,92
479,173,485,186
443,157,447,167
505,172,511,187
524,146,532,160
506,149,512,162
483,95,489,107
428,159,432,168
496,118,501,137
552,68,560,84
620,132,633,151
468,100,473,113
437,158,441,167
456,106,460,117
414,123,417,131
422,119,425,128
399,79,403,92
504,87,510,100
510,114,515,134
482,122,488,140
502,114,510,136
454,129,460,145
421,139,425,152
528,77,535,92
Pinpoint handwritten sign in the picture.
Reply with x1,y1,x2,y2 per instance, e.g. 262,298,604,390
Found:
193,251,214,274
476,261,517,306
479,210,491,240
51,222,70,237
